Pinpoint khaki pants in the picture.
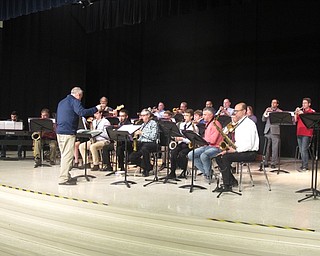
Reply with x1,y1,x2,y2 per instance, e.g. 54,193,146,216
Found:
57,134,76,183
79,140,108,166
33,138,57,162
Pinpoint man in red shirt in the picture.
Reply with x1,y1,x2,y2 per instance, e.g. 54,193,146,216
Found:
294,97,315,171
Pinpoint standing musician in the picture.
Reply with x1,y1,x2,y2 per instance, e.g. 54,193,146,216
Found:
215,102,259,192
33,108,58,167
294,97,315,171
166,109,199,179
262,99,282,168
79,110,111,171
187,107,223,180
129,109,158,177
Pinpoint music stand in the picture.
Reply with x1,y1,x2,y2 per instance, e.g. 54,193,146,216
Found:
218,116,231,128
297,113,320,202
29,118,54,167
269,112,293,174
144,121,181,186
179,130,208,193
73,130,101,181
110,125,141,188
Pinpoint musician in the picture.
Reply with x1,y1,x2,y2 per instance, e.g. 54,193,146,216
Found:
153,102,166,120
215,102,259,192
294,97,315,171
102,109,132,172
216,98,234,116
100,96,115,117
129,109,158,177
205,100,216,114
187,107,223,180
33,108,58,167
246,105,257,124
1,111,23,159
173,102,188,122
79,110,111,171
56,87,99,185
162,110,175,122
167,109,199,179
193,109,206,137
262,99,282,168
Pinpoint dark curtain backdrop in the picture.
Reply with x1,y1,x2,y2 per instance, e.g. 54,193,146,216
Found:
1,0,319,156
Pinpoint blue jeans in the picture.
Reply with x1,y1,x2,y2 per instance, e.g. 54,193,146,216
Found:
188,146,221,177
297,136,311,169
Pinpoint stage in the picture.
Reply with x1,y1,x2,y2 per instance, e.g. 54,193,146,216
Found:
0,151,320,255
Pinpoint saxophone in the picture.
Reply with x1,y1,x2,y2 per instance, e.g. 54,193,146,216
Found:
212,117,237,151
132,133,139,152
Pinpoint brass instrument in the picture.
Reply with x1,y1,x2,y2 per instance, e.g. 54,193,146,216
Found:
132,133,139,152
169,140,177,150
31,132,41,141
188,141,193,149
212,118,237,151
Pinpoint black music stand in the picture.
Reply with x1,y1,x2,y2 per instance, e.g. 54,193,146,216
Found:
110,125,140,188
144,121,180,186
297,113,320,202
269,112,293,174
218,116,231,128
73,130,101,181
29,118,54,167
179,130,208,193
159,120,182,183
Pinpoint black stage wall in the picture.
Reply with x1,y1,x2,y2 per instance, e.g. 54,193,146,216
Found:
0,0,319,157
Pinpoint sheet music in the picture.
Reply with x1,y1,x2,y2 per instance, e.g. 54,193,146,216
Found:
117,124,141,134
77,129,101,137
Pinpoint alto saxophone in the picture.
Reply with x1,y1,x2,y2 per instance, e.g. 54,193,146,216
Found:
132,133,139,152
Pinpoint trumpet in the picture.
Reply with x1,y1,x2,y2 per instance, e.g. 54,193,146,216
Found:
31,132,41,141
294,106,303,114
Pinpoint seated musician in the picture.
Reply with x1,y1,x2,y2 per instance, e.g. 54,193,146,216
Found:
216,98,234,117
152,102,166,120
215,102,259,192
193,109,206,137
129,109,158,177
99,96,116,117
102,109,132,172
167,109,199,179
79,110,111,171
1,111,24,159
33,108,58,167
187,107,223,180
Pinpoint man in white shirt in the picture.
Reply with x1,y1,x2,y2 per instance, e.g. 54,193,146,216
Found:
79,111,111,171
215,102,259,192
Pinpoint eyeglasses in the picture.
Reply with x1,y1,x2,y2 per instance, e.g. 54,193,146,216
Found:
233,109,244,114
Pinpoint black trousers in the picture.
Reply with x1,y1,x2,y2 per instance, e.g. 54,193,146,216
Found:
170,142,190,174
129,142,158,172
102,142,115,166
116,140,133,170
216,151,257,186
